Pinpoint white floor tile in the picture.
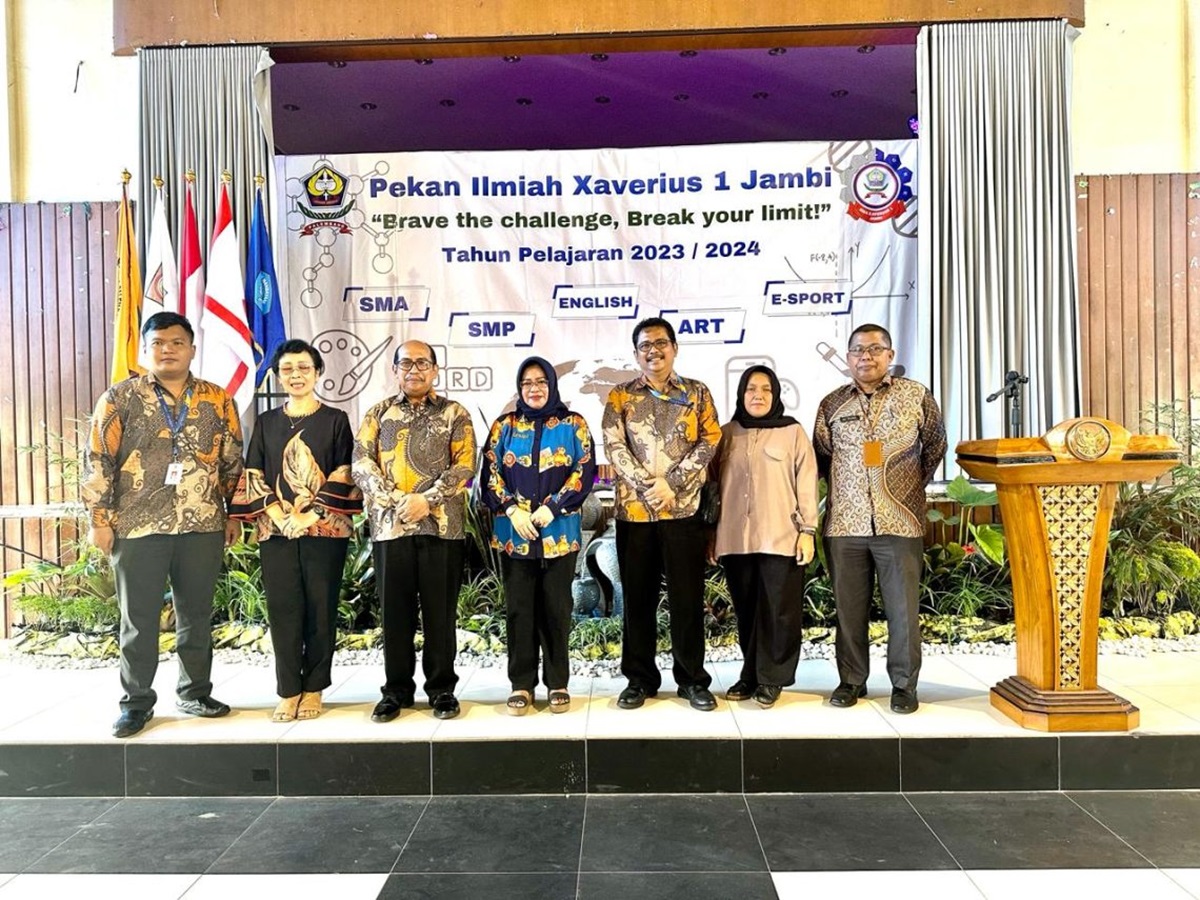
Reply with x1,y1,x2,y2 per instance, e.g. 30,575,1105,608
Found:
1162,869,1200,897
0,873,199,900
773,869,984,899
181,873,389,900
966,868,1194,899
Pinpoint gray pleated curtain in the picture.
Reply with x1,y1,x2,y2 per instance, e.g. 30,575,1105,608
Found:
137,45,275,264
917,20,1081,469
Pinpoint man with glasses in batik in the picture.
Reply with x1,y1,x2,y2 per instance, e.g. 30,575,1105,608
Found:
353,340,476,723
813,323,946,714
602,317,723,712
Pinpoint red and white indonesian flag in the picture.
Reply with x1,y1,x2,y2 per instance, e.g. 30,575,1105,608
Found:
179,182,205,332
142,186,179,316
199,182,255,416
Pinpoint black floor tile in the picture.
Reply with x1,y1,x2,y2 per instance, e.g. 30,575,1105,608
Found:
210,797,427,873
26,797,272,874
126,743,277,796
1061,735,1200,790
580,795,765,873
909,791,1151,869
587,739,741,793
380,872,578,899
901,737,1059,791
433,739,584,794
578,872,779,899
747,793,956,870
744,738,899,793
1068,790,1200,867
0,744,126,797
394,795,584,873
279,742,430,795
0,798,119,872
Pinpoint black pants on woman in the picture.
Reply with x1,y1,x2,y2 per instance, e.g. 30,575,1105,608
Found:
722,553,806,688
501,552,577,692
260,535,350,698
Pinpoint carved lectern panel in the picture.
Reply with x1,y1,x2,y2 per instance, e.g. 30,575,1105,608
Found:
1037,482,1100,689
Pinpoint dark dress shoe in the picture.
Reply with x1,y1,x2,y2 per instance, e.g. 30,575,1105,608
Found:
829,682,868,708
724,679,757,702
890,688,919,714
617,685,654,709
677,685,717,711
753,684,782,708
112,709,153,738
175,696,231,718
430,692,461,720
371,696,412,723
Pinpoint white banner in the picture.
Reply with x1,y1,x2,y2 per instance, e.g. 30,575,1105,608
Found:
279,139,922,456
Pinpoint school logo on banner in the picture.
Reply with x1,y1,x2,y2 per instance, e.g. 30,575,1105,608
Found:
842,150,913,224
298,165,355,233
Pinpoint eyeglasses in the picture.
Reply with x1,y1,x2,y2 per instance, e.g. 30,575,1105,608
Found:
396,358,434,372
520,378,549,390
847,344,892,358
636,339,673,354
278,364,314,376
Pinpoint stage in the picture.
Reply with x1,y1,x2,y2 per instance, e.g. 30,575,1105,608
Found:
0,648,1197,797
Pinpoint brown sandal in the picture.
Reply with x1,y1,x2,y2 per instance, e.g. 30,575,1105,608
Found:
272,695,301,723
548,689,571,714
507,690,533,716
296,691,323,720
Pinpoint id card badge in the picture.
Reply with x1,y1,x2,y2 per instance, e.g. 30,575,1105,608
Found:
862,440,883,468
165,462,184,485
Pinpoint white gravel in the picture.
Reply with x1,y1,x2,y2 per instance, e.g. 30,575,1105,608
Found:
4,632,1198,675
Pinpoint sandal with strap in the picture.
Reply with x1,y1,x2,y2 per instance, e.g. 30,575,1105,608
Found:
507,689,533,716
272,695,301,723
548,689,571,714
296,691,323,720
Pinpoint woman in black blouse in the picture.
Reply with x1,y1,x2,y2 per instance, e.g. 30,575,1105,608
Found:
232,339,362,722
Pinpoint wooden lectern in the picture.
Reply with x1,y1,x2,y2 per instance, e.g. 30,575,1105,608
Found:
956,418,1180,732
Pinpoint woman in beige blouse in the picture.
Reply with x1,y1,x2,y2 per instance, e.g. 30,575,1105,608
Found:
710,365,818,707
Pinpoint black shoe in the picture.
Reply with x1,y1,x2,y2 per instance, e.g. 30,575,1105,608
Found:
112,709,153,738
371,695,413,723
753,684,782,708
677,685,717,712
175,696,231,718
890,688,919,714
617,685,654,710
829,682,867,708
724,679,757,702
430,692,460,720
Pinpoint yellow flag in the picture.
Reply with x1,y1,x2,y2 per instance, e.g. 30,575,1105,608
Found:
110,174,145,384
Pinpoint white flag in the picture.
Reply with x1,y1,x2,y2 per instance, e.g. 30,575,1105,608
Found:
142,186,179,316
199,181,255,417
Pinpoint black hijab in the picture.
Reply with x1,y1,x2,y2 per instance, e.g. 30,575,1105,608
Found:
515,355,569,421
732,365,799,430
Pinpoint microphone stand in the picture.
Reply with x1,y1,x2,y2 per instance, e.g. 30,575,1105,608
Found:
986,370,1030,439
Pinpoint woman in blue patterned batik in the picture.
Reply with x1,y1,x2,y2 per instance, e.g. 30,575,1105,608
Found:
480,356,596,715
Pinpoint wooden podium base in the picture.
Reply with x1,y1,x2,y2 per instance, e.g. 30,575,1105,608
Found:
991,676,1141,732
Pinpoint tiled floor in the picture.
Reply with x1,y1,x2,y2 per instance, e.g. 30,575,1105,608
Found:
0,792,1198,898
1,649,1197,744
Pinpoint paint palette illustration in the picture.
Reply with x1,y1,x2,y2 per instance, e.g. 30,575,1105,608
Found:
311,329,394,402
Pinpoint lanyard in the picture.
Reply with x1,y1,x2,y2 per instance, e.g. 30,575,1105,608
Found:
154,383,191,459
856,388,886,438
646,382,692,408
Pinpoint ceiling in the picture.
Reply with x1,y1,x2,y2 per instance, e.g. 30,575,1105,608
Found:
269,35,920,155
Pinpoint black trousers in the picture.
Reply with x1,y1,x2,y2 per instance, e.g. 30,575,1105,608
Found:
260,535,350,697
501,552,577,692
826,535,925,691
374,534,465,700
615,517,712,691
111,531,224,713
722,553,806,688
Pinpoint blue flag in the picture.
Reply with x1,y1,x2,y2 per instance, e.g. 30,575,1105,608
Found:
245,188,287,386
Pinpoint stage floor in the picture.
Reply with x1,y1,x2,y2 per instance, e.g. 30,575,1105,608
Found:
1,649,1198,796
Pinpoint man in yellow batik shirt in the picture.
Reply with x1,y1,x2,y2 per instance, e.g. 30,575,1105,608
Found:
353,339,476,723
602,317,722,712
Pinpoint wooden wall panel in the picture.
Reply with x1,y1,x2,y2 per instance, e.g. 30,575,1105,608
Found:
1076,173,1200,449
0,202,117,636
